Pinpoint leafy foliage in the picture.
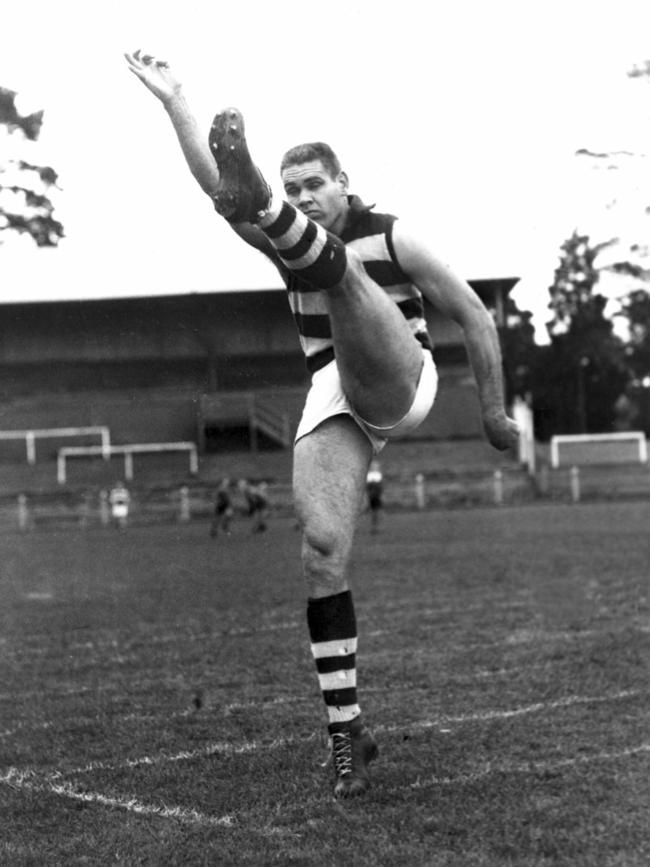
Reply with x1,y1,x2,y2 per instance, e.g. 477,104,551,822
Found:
499,296,539,404
546,233,617,337
501,232,633,439
616,289,650,431
0,87,64,247
618,289,650,382
539,233,629,436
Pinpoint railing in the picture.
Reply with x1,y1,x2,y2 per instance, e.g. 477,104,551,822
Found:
248,397,292,449
199,389,303,451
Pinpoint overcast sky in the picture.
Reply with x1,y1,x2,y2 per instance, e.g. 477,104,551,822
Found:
2,0,649,336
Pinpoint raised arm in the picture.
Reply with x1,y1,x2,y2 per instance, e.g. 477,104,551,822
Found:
124,50,271,254
393,221,518,451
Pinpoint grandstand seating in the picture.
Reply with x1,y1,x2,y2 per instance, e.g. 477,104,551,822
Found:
199,387,306,450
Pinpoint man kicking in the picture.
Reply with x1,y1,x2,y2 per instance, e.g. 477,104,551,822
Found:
124,50,519,798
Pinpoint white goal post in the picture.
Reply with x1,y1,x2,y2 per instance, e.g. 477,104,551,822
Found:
550,431,648,469
0,426,111,465
57,442,199,484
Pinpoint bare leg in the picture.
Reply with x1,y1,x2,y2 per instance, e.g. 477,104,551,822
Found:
293,416,372,598
294,405,379,798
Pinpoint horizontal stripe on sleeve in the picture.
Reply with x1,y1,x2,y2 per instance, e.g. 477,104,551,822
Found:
306,346,335,372
396,297,426,320
293,311,332,339
288,290,329,316
363,258,411,287
345,233,389,260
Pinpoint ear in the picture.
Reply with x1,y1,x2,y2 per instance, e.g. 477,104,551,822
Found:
337,171,349,192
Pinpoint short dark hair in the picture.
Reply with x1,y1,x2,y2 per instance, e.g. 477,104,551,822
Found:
280,142,342,178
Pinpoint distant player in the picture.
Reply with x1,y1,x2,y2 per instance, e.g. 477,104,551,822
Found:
365,459,384,534
108,481,130,529
210,478,233,537
238,479,269,533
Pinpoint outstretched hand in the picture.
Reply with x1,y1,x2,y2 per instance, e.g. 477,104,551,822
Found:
124,49,182,104
483,413,520,452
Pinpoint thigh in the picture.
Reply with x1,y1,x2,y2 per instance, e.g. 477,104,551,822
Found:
295,360,388,454
326,253,424,426
293,415,372,540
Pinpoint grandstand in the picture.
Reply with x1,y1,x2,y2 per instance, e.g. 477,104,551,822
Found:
0,278,568,522
0,283,517,446
2,281,650,523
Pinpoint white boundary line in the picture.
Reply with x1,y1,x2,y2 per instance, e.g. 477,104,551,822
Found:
0,768,234,827
391,688,641,733
48,735,312,778
5,688,638,779
408,742,650,789
0,689,645,828
2,738,649,829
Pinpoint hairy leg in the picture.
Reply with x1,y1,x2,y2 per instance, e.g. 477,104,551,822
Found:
292,416,372,599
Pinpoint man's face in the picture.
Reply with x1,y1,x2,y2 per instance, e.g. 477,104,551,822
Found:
281,160,348,234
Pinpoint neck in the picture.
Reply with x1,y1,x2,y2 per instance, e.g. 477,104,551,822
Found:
329,196,350,236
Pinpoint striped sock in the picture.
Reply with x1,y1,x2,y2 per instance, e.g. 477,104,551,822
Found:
259,201,347,289
307,590,360,725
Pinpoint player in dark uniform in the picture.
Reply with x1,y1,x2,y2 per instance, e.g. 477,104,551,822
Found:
238,479,269,533
210,477,233,537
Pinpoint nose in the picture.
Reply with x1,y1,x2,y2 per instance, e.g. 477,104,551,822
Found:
297,188,314,208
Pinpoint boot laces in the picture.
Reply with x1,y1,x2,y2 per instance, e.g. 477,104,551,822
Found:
331,731,353,778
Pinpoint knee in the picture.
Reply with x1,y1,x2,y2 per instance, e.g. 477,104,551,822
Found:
302,520,339,571
300,519,350,594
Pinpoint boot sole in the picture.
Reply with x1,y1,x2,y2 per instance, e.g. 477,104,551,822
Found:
209,108,269,223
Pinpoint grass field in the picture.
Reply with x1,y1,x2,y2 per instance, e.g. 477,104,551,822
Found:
1,501,649,866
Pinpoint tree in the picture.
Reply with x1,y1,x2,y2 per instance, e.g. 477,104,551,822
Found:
498,295,540,404
615,289,650,432
0,87,64,246
530,232,629,438
618,288,650,381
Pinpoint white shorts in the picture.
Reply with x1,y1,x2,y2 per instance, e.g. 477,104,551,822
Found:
295,349,438,454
